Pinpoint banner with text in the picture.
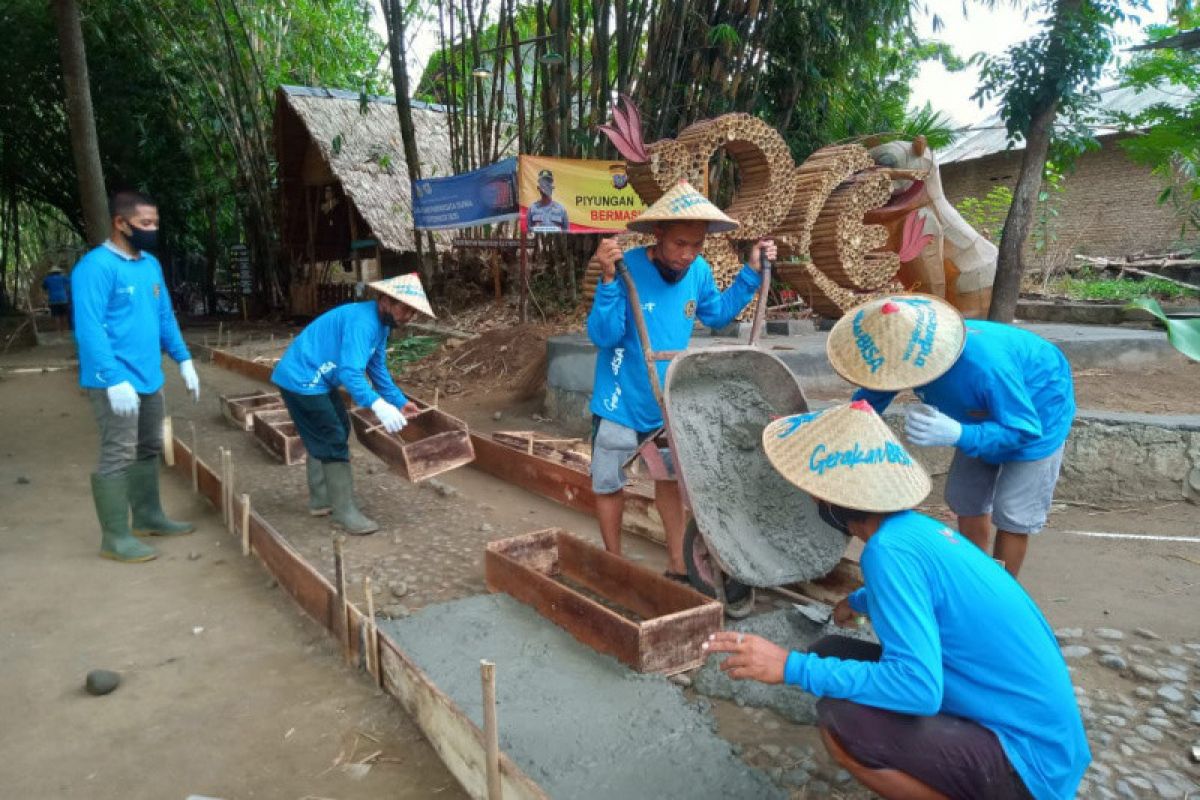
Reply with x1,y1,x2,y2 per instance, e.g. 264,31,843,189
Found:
518,155,645,234
412,158,519,230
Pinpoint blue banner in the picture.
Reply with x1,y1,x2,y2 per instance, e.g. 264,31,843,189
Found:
411,157,519,230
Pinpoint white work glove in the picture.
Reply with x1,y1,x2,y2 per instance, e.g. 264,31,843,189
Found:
179,359,200,403
107,381,140,417
371,398,407,434
905,403,962,448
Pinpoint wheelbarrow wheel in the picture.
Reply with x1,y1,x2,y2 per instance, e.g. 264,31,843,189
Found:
683,520,755,619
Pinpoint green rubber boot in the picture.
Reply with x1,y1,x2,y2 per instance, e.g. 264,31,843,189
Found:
306,458,332,517
128,458,195,536
323,461,378,535
92,473,157,563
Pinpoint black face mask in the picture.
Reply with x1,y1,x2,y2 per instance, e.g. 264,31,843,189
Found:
817,501,852,536
652,255,689,285
125,224,158,253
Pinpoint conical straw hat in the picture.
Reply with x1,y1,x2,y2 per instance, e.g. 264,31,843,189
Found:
826,294,965,392
626,180,739,234
369,273,435,318
762,400,931,513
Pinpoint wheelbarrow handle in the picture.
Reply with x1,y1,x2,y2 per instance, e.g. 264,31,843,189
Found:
748,254,773,347
614,258,666,406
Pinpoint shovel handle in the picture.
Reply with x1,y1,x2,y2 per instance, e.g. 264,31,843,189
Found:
748,254,773,347
615,258,666,406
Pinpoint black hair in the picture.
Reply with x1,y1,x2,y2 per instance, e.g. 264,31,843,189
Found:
823,502,872,523
109,190,157,220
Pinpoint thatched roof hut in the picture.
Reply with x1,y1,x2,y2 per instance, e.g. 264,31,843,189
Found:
275,85,453,274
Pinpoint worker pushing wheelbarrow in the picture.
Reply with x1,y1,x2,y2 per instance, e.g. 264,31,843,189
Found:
586,181,847,618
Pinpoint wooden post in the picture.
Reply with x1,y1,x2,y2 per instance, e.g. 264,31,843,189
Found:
189,421,198,493
518,228,529,323
240,493,251,556
217,321,224,349
162,417,175,466
218,448,229,524
364,576,377,681
333,535,351,665
481,660,501,800
226,453,236,535
432,387,440,409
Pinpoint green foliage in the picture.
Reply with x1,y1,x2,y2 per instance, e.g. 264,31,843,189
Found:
1032,160,1067,252
899,103,961,151
1126,296,1200,361
1053,268,1198,301
956,186,1014,242
1115,8,1200,235
385,335,442,372
972,0,1133,164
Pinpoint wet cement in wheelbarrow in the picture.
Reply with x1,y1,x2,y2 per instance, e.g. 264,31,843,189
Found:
667,361,848,586
693,607,878,724
381,594,784,800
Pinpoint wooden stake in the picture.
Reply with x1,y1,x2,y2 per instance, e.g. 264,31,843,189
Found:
217,321,224,349
162,417,175,466
226,453,236,535
240,493,251,556
481,660,501,800
432,387,439,409
364,576,377,681
189,421,198,493
218,448,229,523
333,536,351,665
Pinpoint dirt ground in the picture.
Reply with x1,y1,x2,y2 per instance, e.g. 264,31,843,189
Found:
5,335,1199,799
0,359,467,800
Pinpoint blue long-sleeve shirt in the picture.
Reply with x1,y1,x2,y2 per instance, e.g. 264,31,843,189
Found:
854,320,1075,463
587,246,761,432
783,511,1089,800
272,301,409,410
43,273,69,304
71,242,191,393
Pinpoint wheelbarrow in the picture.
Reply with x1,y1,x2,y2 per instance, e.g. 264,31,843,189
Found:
616,256,847,618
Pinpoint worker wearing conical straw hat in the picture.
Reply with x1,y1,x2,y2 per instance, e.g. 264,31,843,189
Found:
272,273,434,535
826,294,1074,578
703,400,1090,800
586,180,775,597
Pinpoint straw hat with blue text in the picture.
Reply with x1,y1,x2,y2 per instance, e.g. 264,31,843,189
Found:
627,180,739,235
761,401,931,512
825,294,965,392
369,273,435,318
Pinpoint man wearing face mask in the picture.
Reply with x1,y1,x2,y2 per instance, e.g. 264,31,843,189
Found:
271,274,434,535
587,180,775,587
72,190,201,563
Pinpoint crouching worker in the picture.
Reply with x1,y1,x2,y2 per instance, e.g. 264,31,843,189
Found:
272,274,433,535
587,179,773,586
704,401,1089,800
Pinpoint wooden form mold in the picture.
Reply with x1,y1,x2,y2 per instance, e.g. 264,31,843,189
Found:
220,390,285,431
349,404,475,483
167,436,548,800
251,408,307,465
202,348,859,595
485,529,723,674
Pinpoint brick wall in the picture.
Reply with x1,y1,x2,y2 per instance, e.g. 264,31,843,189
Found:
939,134,1190,266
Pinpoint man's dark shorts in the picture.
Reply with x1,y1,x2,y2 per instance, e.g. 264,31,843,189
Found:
50,302,69,318
812,635,1034,800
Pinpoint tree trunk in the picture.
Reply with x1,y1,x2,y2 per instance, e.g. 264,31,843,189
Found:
51,0,108,246
384,0,429,280
988,104,1056,322
987,0,1083,323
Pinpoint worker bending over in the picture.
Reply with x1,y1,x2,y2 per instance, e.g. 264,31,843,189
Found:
272,274,432,535
828,294,1075,576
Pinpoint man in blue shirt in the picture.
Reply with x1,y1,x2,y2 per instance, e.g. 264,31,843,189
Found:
706,401,1090,800
272,273,432,535
827,294,1075,577
587,180,774,587
42,266,70,333
72,191,201,563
